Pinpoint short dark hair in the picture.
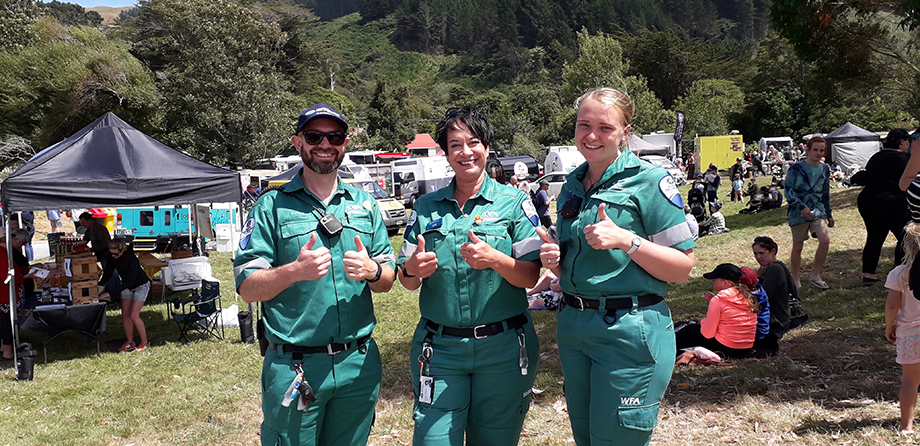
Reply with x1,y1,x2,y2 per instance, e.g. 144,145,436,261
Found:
752,236,778,253
78,212,93,221
435,105,493,151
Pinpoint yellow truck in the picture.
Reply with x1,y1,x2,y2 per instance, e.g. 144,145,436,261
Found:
695,134,745,171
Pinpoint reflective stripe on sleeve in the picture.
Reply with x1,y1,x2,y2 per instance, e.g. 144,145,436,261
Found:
512,236,542,259
233,257,271,280
373,253,396,265
648,223,693,248
398,242,417,259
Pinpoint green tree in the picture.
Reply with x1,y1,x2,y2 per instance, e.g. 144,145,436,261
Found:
0,18,161,147
673,78,744,147
360,78,423,151
0,0,40,52
38,1,103,26
771,0,920,116
124,0,302,167
561,29,670,136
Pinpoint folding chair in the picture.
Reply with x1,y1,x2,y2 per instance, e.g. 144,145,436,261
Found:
168,279,224,343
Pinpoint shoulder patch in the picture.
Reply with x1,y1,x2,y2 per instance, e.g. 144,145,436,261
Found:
240,216,255,250
404,210,417,239
658,175,683,208
521,197,539,227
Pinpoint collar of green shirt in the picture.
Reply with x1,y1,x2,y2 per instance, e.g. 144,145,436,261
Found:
280,167,355,205
568,147,642,195
429,175,498,205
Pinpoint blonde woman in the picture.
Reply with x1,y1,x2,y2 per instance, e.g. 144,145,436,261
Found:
537,88,695,445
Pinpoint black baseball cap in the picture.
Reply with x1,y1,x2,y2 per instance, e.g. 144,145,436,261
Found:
295,103,348,135
703,263,742,282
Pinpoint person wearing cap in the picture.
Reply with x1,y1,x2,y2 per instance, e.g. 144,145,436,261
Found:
699,200,728,237
397,105,542,445
786,136,834,290
674,263,759,358
534,179,555,229
537,88,694,446
234,103,396,446
858,128,911,283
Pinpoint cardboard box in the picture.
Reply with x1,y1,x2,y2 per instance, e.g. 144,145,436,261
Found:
64,253,99,280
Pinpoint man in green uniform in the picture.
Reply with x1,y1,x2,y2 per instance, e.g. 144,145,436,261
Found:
234,103,396,446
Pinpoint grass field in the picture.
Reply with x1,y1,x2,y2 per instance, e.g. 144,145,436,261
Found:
0,180,911,445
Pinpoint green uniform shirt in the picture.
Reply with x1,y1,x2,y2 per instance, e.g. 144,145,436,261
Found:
398,177,541,327
556,149,695,298
234,170,396,346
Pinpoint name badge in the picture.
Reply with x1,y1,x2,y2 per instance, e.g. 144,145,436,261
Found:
426,218,443,230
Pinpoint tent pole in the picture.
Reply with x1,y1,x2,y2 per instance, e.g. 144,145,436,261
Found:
7,217,18,377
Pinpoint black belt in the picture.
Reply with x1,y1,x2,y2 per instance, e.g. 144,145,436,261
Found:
562,293,662,311
269,335,370,356
425,313,528,339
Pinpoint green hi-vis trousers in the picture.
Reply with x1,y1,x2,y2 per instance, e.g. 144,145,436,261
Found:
410,315,540,445
557,298,675,446
260,338,381,446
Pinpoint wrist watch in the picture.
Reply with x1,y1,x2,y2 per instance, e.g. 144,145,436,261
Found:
625,235,643,255
367,261,382,283
399,263,415,278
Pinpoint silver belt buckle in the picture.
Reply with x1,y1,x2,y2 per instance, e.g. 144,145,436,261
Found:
473,324,488,339
572,295,585,311
327,342,348,355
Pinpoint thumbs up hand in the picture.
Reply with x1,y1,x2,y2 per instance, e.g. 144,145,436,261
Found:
536,226,561,270
344,235,377,281
583,203,628,251
295,233,332,280
405,234,438,279
461,229,496,270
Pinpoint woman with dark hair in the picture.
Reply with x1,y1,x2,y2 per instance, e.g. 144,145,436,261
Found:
858,128,912,283
751,236,800,341
397,105,542,445
99,238,151,352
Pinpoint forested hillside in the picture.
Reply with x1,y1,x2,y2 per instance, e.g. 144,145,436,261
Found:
0,0,917,169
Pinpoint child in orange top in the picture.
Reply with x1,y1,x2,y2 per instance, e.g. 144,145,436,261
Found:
675,263,760,358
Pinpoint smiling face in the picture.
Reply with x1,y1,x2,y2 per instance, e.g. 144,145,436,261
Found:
575,98,631,170
445,121,488,185
292,117,348,175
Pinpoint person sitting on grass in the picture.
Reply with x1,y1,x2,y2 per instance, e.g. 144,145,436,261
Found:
526,269,563,310
99,238,151,352
675,263,759,359
699,200,728,236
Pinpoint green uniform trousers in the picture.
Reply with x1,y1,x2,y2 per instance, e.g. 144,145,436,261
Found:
260,339,382,446
557,298,675,446
410,315,539,445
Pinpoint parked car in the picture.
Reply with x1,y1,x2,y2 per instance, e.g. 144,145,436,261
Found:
639,155,687,186
526,172,568,198
342,178,408,236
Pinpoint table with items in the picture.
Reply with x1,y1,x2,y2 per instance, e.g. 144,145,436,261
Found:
18,237,109,361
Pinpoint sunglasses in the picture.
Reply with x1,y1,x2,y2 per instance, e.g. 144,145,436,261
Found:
301,131,346,146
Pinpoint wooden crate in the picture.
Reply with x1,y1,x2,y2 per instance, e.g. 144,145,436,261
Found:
70,279,100,304
65,253,99,280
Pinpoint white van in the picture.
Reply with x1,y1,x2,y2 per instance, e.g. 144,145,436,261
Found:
392,157,454,207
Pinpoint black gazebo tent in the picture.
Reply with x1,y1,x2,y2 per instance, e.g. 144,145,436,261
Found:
1,112,242,212
0,112,242,377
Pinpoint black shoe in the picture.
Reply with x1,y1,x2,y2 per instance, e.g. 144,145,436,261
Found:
862,276,882,284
